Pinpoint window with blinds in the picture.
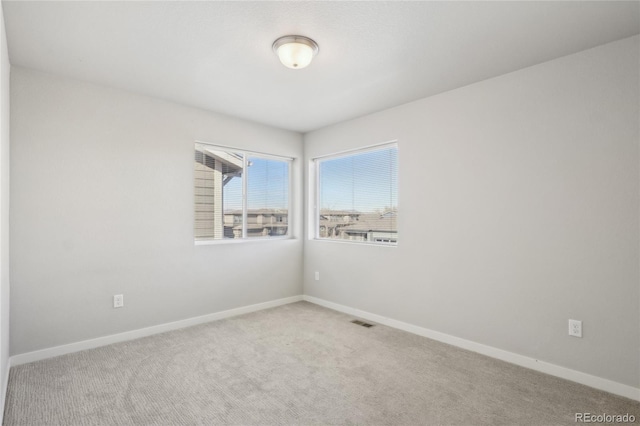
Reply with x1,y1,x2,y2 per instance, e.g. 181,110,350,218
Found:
194,143,291,242
314,143,398,245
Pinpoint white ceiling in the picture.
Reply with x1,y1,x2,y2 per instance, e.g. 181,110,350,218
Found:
3,1,639,133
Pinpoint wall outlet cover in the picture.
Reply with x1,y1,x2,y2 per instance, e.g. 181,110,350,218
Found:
113,294,124,308
568,319,582,338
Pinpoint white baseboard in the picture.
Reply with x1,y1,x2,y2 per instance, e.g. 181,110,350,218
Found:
8,294,639,402
303,295,640,402
11,295,303,366
0,357,9,425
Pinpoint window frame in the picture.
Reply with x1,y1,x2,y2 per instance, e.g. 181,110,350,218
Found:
310,141,399,246
194,141,293,245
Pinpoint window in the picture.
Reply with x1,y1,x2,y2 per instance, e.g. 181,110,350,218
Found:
314,143,398,245
195,143,291,242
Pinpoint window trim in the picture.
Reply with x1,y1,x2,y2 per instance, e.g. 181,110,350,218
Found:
310,140,398,246
194,141,293,244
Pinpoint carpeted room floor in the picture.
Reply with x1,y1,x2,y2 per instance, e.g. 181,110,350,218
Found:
3,301,639,425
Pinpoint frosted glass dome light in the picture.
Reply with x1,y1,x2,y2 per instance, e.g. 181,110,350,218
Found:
273,35,319,69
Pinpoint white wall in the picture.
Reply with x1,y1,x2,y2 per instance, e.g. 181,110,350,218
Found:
10,67,303,355
0,1,10,418
7,30,639,395
304,36,639,388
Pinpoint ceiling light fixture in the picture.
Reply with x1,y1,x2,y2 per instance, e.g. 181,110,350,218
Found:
272,35,319,69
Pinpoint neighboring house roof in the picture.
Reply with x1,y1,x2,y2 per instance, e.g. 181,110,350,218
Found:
232,224,288,231
200,147,243,172
318,209,361,216
224,209,288,215
341,214,397,233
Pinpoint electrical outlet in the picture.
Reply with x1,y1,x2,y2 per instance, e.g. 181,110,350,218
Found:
314,271,320,281
568,319,582,338
113,294,124,308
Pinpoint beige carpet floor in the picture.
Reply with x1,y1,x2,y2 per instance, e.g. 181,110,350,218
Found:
4,301,640,425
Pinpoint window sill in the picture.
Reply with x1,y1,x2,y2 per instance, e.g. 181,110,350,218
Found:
309,238,397,248
195,236,295,246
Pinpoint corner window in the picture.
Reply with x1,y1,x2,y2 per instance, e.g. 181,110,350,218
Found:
195,143,291,242
313,143,398,245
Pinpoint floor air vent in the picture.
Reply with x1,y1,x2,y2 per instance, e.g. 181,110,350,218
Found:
351,319,375,328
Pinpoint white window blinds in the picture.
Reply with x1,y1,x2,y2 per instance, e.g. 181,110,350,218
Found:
315,143,398,245
194,143,291,242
